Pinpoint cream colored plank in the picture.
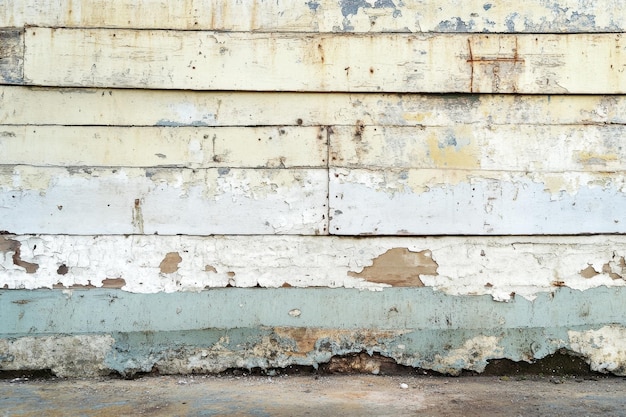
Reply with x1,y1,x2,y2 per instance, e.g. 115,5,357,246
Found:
329,169,626,235
331,125,626,172
2,0,625,32
0,166,328,235
2,234,625,301
23,29,626,93
3,87,626,127
0,29,23,84
0,126,327,168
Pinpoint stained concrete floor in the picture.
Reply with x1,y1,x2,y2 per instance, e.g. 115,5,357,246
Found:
2,374,626,416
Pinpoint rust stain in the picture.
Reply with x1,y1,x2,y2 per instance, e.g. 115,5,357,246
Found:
159,252,182,274
57,264,69,275
274,328,402,357
466,37,524,93
348,248,438,287
132,198,144,234
1,236,39,274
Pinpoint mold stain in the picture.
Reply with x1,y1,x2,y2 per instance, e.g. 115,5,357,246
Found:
159,252,182,274
348,248,438,287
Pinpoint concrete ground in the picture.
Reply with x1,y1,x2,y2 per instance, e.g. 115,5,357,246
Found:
2,373,626,416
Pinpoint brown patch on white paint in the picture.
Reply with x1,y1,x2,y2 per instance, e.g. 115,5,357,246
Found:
0,235,39,274
159,252,182,274
53,278,126,289
102,278,127,288
602,255,626,280
348,248,438,287
205,265,217,273
580,265,599,278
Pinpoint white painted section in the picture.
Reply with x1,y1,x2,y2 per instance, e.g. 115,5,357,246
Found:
0,167,328,235
3,87,626,127
2,235,625,300
330,169,626,235
0,126,327,168
22,29,626,93
331,125,626,172
2,0,624,32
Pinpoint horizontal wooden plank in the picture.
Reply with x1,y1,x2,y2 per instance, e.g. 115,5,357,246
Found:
0,166,328,235
331,125,626,172
22,29,626,93
0,126,328,168
3,87,626,127
329,169,626,235
0,29,23,84
2,234,625,301
2,0,625,32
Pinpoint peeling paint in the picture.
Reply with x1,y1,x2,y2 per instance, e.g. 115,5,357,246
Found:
159,252,182,274
2,235,626,300
348,248,437,287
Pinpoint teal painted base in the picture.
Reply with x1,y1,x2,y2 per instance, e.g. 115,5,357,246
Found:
1,288,625,376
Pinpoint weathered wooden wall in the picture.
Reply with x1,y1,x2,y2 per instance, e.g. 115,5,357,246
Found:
2,1,626,377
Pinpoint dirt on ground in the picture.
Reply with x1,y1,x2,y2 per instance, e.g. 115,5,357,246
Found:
2,372,626,416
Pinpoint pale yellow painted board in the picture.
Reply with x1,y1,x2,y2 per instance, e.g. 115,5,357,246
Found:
331,125,626,172
2,0,625,33
0,126,328,168
22,29,626,93
3,87,626,127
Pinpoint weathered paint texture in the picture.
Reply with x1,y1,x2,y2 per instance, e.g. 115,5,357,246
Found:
3,1,626,378
0,167,327,235
2,0,625,32
3,88,626,127
17,29,626,93
2,235,625,301
0,30,23,84
330,169,626,235
2,287,626,377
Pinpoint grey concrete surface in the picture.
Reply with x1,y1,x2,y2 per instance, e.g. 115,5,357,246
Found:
2,374,626,416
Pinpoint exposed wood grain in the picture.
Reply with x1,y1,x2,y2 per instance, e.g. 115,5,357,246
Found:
2,234,625,301
0,166,328,235
330,125,626,172
330,168,626,235
0,29,23,84
22,29,626,93
0,126,328,168
2,0,625,33
3,87,626,127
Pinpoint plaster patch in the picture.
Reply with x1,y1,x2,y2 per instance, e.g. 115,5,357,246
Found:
569,325,626,375
428,335,503,375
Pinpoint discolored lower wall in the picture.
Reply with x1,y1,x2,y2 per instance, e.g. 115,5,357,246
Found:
2,287,626,377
